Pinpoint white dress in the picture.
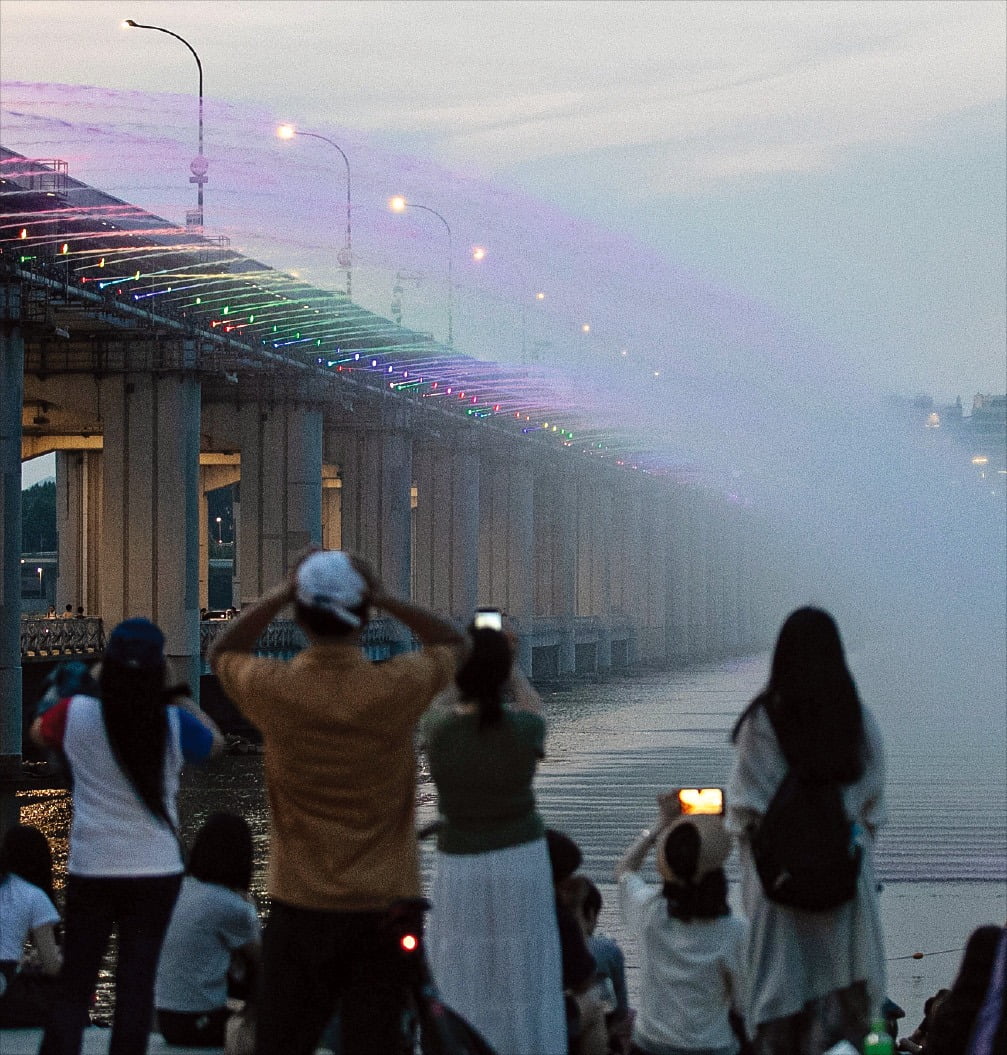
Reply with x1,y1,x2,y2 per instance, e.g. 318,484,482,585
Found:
725,704,887,1029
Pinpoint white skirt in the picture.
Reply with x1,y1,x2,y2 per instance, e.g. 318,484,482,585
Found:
427,836,567,1055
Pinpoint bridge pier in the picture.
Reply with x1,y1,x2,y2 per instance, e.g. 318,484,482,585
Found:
478,451,535,671
98,370,202,695
533,470,577,675
327,408,413,602
413,432,480,620
1,280,24,821
55,449,103,618
237,401,323,604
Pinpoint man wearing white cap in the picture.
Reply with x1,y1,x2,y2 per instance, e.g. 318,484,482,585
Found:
208,550,465,1055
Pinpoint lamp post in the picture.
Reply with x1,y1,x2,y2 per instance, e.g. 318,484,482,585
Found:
215,516,223,545
123,19,206,231
469,246,546,363
277,125,353,298
389,196,453,347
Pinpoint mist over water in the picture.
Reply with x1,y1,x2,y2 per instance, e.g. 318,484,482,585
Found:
3,83,1004,763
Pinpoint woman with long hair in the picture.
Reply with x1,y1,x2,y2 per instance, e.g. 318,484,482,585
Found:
420,625,566,1055
0,825,61,1027
31,617,223,1055
155,812,261,1048
726,607,887,1054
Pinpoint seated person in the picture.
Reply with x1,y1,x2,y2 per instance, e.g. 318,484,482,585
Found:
0,825,61,1028
563,875,633,1054
616,806,748,1055
155,813,261,1047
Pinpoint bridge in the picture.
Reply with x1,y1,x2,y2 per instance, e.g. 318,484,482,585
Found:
1,150,788,780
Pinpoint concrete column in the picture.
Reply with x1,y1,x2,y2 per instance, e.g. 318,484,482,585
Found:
55,449,103,618
575,476,613,617
639,486,669,666
533,469,576,619
478,451,534,669
98,368,202,697
1,281,24,791
413,433,479,619
321,465,341,551
238,402,323,604
534,468,577,675
326,409,412,600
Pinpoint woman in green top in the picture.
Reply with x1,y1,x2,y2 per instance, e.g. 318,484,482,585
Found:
420,627,566,1055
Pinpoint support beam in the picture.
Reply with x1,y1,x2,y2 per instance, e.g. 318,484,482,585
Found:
1,281,24,806
326,408,413,600
478,451,534,669
55,449,103,618
238,402,323,603
98,369,202,694
413,433,480,619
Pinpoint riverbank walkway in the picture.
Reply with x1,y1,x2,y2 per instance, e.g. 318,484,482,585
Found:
0,1028,336,1054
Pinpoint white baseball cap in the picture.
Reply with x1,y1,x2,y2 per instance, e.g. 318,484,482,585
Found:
295,551,367,628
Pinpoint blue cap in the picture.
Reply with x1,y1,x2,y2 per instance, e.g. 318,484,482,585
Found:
105,618,165,670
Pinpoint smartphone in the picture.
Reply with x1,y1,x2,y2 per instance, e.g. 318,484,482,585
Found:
473,608,504,631
677,787,724,816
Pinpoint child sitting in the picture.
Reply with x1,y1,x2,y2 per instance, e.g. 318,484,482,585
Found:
616,802,748,1055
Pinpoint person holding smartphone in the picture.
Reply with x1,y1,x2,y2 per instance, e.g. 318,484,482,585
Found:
419,615,566,1055
615,792,749,1055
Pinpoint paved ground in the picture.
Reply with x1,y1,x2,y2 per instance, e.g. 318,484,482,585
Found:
0,1029,336,1054
0,1029,217,1053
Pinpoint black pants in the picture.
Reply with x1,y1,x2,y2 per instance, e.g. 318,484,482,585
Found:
39,872,182,1055
156,1006,231,1047
254,899,412,1055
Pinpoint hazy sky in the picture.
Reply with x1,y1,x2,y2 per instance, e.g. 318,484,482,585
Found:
3,0,1005,406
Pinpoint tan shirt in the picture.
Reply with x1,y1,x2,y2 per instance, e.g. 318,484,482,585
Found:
214,641,457,911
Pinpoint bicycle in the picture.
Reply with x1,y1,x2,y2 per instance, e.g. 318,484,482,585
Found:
382,897,498,1055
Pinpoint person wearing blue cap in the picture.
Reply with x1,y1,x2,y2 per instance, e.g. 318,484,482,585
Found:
31,617,224,1055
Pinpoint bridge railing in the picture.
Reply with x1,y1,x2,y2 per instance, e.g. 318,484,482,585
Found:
20,617,105,661
198,616,414,662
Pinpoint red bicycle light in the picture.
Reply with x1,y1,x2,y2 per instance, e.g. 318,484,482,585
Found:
400,933,418,953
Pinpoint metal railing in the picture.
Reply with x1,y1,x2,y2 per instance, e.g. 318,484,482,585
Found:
198,615,414,662
20,617,105,661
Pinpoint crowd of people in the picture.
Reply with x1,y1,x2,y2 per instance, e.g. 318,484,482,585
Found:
1,550,1004,1055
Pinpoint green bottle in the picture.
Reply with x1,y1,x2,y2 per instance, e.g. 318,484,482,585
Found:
863,1018,895,1055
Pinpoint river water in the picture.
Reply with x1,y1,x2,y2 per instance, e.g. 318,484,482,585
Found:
16,650,1007,1031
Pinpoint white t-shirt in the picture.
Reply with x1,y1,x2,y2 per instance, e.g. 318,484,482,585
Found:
619,873,747,1055
155,877,261,1012
40,694,214,877
0,874,60,961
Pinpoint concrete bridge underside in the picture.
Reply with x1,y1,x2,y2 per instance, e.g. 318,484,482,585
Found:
1,213,792,781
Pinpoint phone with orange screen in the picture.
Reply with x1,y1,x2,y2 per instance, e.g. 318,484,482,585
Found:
677,787,724,815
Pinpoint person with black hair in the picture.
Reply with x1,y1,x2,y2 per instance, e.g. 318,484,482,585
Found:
926,925,1007,1055
616,802,747,1055
420,626,566,1055
154,812,261,1047
30,617,223,1055
209,550,466,1055
725,607,887,1055
0,825,61,1028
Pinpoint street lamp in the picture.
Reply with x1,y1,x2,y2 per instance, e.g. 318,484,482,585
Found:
389,196,454,346
215,516,223,544
468,245,547,364
123,18,207,231
37,567,43,597
277,124,353,298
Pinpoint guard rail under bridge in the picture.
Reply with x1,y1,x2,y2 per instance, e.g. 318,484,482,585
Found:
20,615,412,666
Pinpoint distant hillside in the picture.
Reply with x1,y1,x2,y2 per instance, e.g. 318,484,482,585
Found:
22,479,56,551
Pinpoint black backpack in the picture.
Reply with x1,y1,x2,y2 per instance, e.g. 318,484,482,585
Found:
750,715,862,912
